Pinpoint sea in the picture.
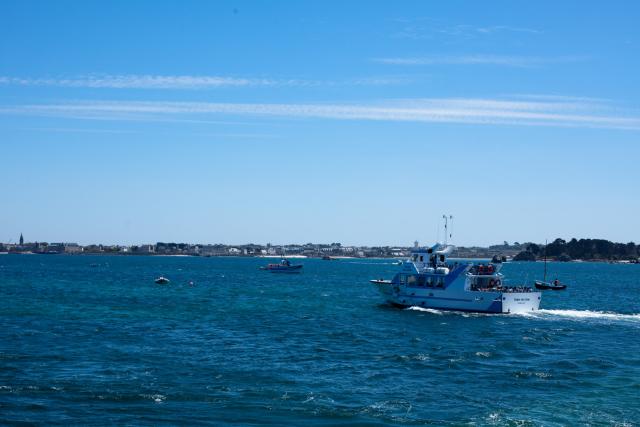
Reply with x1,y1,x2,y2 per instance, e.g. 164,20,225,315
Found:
1,255,639,426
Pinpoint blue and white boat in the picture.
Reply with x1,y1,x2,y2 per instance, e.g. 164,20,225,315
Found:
371,243,541,314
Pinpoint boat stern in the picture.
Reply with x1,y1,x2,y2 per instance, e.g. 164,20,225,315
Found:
501,292,541,314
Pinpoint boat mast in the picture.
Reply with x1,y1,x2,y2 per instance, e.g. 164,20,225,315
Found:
543,239,548,282
442,214,453,246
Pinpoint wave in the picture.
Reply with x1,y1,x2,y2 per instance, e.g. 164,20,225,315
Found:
527,309,640,322
405,306,640,323
405,306,445,315
404,306,500,317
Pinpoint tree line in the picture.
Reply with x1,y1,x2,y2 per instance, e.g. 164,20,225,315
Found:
515,238,640,261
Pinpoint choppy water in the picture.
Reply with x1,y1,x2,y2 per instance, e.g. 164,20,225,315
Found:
1,255,639,425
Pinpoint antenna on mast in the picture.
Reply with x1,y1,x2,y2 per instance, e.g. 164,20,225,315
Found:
442,214,453,245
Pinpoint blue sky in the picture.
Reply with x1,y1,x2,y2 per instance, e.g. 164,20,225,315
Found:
1,1,639,246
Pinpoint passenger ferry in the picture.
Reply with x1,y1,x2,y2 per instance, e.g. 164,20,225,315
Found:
371,243,541,314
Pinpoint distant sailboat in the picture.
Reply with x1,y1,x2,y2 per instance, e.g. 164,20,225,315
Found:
535,240,566,290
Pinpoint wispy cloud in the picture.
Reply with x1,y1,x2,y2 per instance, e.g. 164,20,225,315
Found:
373,55,589,68
0,75,272,89
3,96,639,130
11,126,139,134
475,25,541,35
0,74,410,89
392,19,542,40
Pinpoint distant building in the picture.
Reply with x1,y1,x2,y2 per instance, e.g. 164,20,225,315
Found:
46,243,65,254
19,233,24,245
83,244,103,253
64,243,83,254
136,244,155,254
200,244,228,256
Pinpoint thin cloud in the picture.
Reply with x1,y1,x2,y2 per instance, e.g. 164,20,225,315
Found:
3,96,639,130
373,55,589,68
392,19,542,40
11,126,139,134
0,74,410,89
0,75,271,89
475,25,542,35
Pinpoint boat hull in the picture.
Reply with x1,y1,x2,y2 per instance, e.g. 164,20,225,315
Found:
260,265,303,273
535,281,566,290
371,280,541,314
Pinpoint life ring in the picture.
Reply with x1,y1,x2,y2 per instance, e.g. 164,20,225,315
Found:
489,279,496,286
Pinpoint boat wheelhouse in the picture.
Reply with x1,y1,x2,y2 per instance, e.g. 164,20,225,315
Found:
371,243,541,314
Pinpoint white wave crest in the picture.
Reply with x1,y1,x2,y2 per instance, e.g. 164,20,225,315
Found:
526,309,640,322
405,306,640,323
404,306,500,317
405,306,444,315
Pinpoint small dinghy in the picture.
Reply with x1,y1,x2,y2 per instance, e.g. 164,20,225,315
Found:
535,280,566,290
154,276,170,284
260,258,303,273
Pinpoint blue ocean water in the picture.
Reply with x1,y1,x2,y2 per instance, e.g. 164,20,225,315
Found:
1,255,639,426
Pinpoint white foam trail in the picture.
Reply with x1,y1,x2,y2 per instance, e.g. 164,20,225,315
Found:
405,306,640,323
405,306,444,315
534,309,640,322
404,306,501,317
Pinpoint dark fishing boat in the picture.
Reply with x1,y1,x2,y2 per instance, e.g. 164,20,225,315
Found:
535,280,567,290
260,258,303,273
155,276,170,284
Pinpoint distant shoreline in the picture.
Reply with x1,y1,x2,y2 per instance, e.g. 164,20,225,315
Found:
1,251,637,263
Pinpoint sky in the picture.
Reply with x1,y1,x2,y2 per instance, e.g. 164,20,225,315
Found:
1,0,639,247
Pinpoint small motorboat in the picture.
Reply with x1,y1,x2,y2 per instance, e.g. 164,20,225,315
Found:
155,276,170,284
535,280,566,290
260,258,303,273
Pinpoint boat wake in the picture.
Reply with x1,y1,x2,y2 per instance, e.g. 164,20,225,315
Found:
404,306,499,317
405,306,445,315
405,306,640,323
524,309,640,323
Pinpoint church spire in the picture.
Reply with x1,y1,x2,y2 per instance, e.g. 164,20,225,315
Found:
19,233,24,245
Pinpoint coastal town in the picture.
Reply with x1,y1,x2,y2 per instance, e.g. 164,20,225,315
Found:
0,233,521,258
2,234,638,262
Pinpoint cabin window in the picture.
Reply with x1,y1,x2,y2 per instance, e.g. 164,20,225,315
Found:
417,276,426,286
419,255,424,262
412,254,418,261
398,274,406,284
406,275,417,285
